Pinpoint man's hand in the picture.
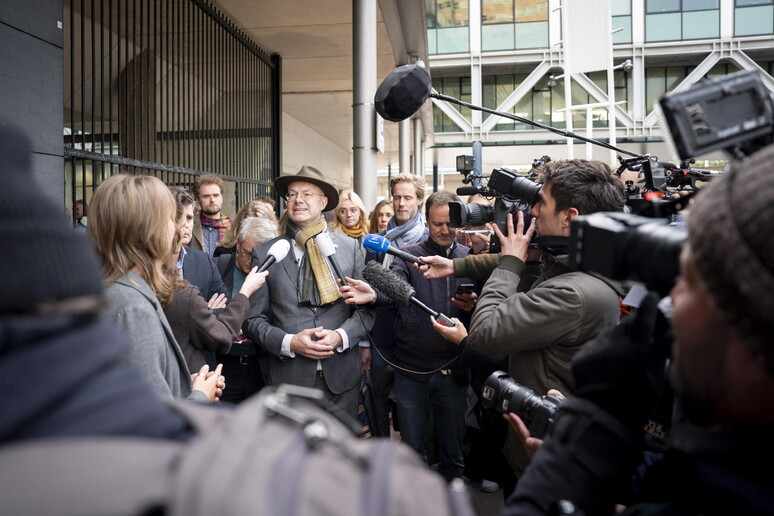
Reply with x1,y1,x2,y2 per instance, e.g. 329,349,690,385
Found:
314,328,343,351
504,389,564,458
360,346,372,371
418,255,455,279
339,277,377,305
488,211,535,262
451,291,478,312
290,327,335,360
431,316,468,345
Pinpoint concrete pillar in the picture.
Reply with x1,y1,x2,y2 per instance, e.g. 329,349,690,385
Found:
399,118,411,174
352,0,377,209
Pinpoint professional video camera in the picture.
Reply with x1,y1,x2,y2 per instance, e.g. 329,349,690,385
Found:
571,71,773,295
448,156,548,253
481,370,563,440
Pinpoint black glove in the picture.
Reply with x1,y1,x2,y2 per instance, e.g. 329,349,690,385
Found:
572,293,669,430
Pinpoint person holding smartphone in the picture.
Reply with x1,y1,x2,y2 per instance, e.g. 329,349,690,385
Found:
387,190,479,483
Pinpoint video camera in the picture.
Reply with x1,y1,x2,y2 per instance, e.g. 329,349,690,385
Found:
570,71,773,295
481,370,563,440
448,156,548,253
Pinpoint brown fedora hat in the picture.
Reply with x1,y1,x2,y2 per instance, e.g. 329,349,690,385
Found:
274,165,339,211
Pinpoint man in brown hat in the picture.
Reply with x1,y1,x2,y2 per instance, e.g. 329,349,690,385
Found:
244,166,375,417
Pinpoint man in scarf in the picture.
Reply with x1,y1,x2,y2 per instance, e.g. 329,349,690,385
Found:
244,166,375,418
190,174,233,257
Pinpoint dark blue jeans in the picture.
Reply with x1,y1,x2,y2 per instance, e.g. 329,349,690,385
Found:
393,371,470,482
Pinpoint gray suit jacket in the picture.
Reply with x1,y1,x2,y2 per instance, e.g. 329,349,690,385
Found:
244,232,374,394
102,272,206,402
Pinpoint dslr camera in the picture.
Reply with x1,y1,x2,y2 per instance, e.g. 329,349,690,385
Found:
449,156,548,253
481,370,563,440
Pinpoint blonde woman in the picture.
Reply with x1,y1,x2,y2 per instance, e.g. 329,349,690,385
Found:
89,175,222,402
329,189,370,246
214,199,277,257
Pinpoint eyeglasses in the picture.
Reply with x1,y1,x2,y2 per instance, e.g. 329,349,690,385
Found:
286,191,326,201
237,247,253,257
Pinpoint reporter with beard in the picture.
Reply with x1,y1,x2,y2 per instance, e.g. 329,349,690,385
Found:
503,145,774,515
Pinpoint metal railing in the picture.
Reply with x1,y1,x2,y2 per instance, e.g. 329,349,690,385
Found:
64,0,280,217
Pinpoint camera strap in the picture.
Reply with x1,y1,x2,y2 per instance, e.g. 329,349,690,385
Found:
535,236,569,256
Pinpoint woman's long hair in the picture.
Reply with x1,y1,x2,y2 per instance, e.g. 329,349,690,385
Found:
88,174,177,306
368,199,393,234
218,199,277,251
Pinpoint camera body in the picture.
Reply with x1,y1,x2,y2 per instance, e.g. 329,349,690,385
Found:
449,167,542,253
569,212,687,296
481,371,563,440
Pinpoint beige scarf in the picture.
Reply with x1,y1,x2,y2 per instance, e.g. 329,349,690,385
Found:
288,218,341,306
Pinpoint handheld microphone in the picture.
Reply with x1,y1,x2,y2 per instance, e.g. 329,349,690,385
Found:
257,239,291,273
362,262,455,327
363,234,429,267
314,232,348,286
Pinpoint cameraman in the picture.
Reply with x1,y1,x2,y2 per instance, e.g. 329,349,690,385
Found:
423,160,627,475
503,146,774,515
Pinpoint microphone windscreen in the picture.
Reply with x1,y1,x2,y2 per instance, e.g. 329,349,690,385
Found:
374,64,432,122
362,261,414,307
315,233,336,258
267,239,291,261
363,233,390,254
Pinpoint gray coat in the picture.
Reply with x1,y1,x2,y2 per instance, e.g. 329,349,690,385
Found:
102,273,206,402
244,233,375,394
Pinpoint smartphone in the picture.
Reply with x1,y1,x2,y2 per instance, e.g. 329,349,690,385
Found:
455,283,476,295
458,229,493,235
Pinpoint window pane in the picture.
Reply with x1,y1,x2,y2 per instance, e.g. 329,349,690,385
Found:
483,0,514,24
427,29,438,54
426,0,436,28
735,6,774,35
612,16,632,43
646,68,666,113
436,26,470,53
515,21,548,48
436,0,469,28
683,0,719,10
665,67,685,92
483,76,496,109
647,0,680,13
736,0,773,6
683,10,719,38
646,12,681,41
612,0,632,15
515,0,548,22
482,23,515,50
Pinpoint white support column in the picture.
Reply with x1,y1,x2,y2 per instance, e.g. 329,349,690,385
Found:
414,118,424,176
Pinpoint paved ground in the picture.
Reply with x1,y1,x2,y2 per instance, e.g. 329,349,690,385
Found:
465,478,505,516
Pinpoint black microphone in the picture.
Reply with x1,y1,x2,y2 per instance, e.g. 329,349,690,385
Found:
374,64,432,122
456,186,481,196
314,232,348,287
256,239,291,273
362,262,455,327
363,234,429,267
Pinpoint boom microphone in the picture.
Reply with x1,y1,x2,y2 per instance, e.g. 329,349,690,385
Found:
362,262,455,327
374,64,432,122
363,234,429,266
257,239,291,273
456,186,482,196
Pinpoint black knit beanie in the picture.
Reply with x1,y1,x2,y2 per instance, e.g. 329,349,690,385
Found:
688,143,774,374
0,125,103,313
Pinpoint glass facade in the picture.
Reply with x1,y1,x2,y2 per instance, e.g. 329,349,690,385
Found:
433,71,633,133
645,0,720,41
612,0,633,44
481,0,548,51
427,0,471,54
735,0,774,36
